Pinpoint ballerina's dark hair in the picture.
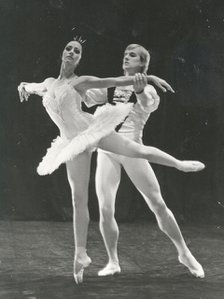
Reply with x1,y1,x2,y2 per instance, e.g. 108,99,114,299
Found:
72,27,86,45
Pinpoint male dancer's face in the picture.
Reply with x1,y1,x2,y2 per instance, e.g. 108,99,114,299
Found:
122,47,144,75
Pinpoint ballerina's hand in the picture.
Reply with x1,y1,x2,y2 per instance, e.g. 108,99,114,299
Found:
148,75,175,93
18,82,30,102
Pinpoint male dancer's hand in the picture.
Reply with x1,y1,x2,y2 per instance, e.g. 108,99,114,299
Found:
133,73,147,94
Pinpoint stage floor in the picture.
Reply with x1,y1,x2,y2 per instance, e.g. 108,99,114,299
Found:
0,220,223,299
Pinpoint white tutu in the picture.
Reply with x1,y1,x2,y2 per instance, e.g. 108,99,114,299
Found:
37,103,132,175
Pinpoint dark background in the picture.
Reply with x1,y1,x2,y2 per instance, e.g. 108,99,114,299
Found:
0,0,224,225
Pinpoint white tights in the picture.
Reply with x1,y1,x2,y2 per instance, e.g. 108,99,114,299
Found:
66,132,204,279
96,152,189,264
66,151,92,251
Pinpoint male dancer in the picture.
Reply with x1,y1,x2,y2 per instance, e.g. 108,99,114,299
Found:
85,44,204,278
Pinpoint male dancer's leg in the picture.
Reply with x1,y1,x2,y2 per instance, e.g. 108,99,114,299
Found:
95,151,122,276
122,157,204,278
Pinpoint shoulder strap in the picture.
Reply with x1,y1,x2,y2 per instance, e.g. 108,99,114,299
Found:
129,92,137,104
107,88,137,131
107,87,116,105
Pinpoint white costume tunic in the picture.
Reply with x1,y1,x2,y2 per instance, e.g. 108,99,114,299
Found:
85,85,160,170
85,85,160,143
37,84,132,175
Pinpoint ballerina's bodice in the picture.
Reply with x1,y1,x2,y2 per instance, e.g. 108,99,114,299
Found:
42,84,93,139
38,84,133,175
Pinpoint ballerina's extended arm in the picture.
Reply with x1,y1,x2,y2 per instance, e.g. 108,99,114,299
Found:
147,75,175,93
71,75,174,94
18,78,54,102
103,75,175,93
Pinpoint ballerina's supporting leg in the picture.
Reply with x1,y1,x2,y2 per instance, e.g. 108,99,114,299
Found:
98,132,205,172
66,152,92,284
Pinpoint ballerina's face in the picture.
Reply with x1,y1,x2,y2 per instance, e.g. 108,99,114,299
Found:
62,41,82,66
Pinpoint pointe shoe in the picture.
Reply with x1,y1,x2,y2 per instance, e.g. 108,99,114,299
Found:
74,266,84,284
98,263,121,276
178,253,205,278
178,161,205,173
73,254,92,284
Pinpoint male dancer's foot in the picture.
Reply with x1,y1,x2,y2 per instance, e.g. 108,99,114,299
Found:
178,251,205,278
177,161,205,172
73,251,92,284
98,262,121,276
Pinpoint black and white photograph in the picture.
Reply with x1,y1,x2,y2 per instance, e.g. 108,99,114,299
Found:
0,0,224,298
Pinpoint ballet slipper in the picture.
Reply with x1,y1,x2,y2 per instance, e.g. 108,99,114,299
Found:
177,161,205,173
98,262,121,276
73,254,92,284
178,253,205,278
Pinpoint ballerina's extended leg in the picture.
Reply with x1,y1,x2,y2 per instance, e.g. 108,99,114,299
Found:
176,161,205,172
178,251,205,278
98,132,205,172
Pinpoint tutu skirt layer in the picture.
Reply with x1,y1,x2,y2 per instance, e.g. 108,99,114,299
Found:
37,103,132,175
